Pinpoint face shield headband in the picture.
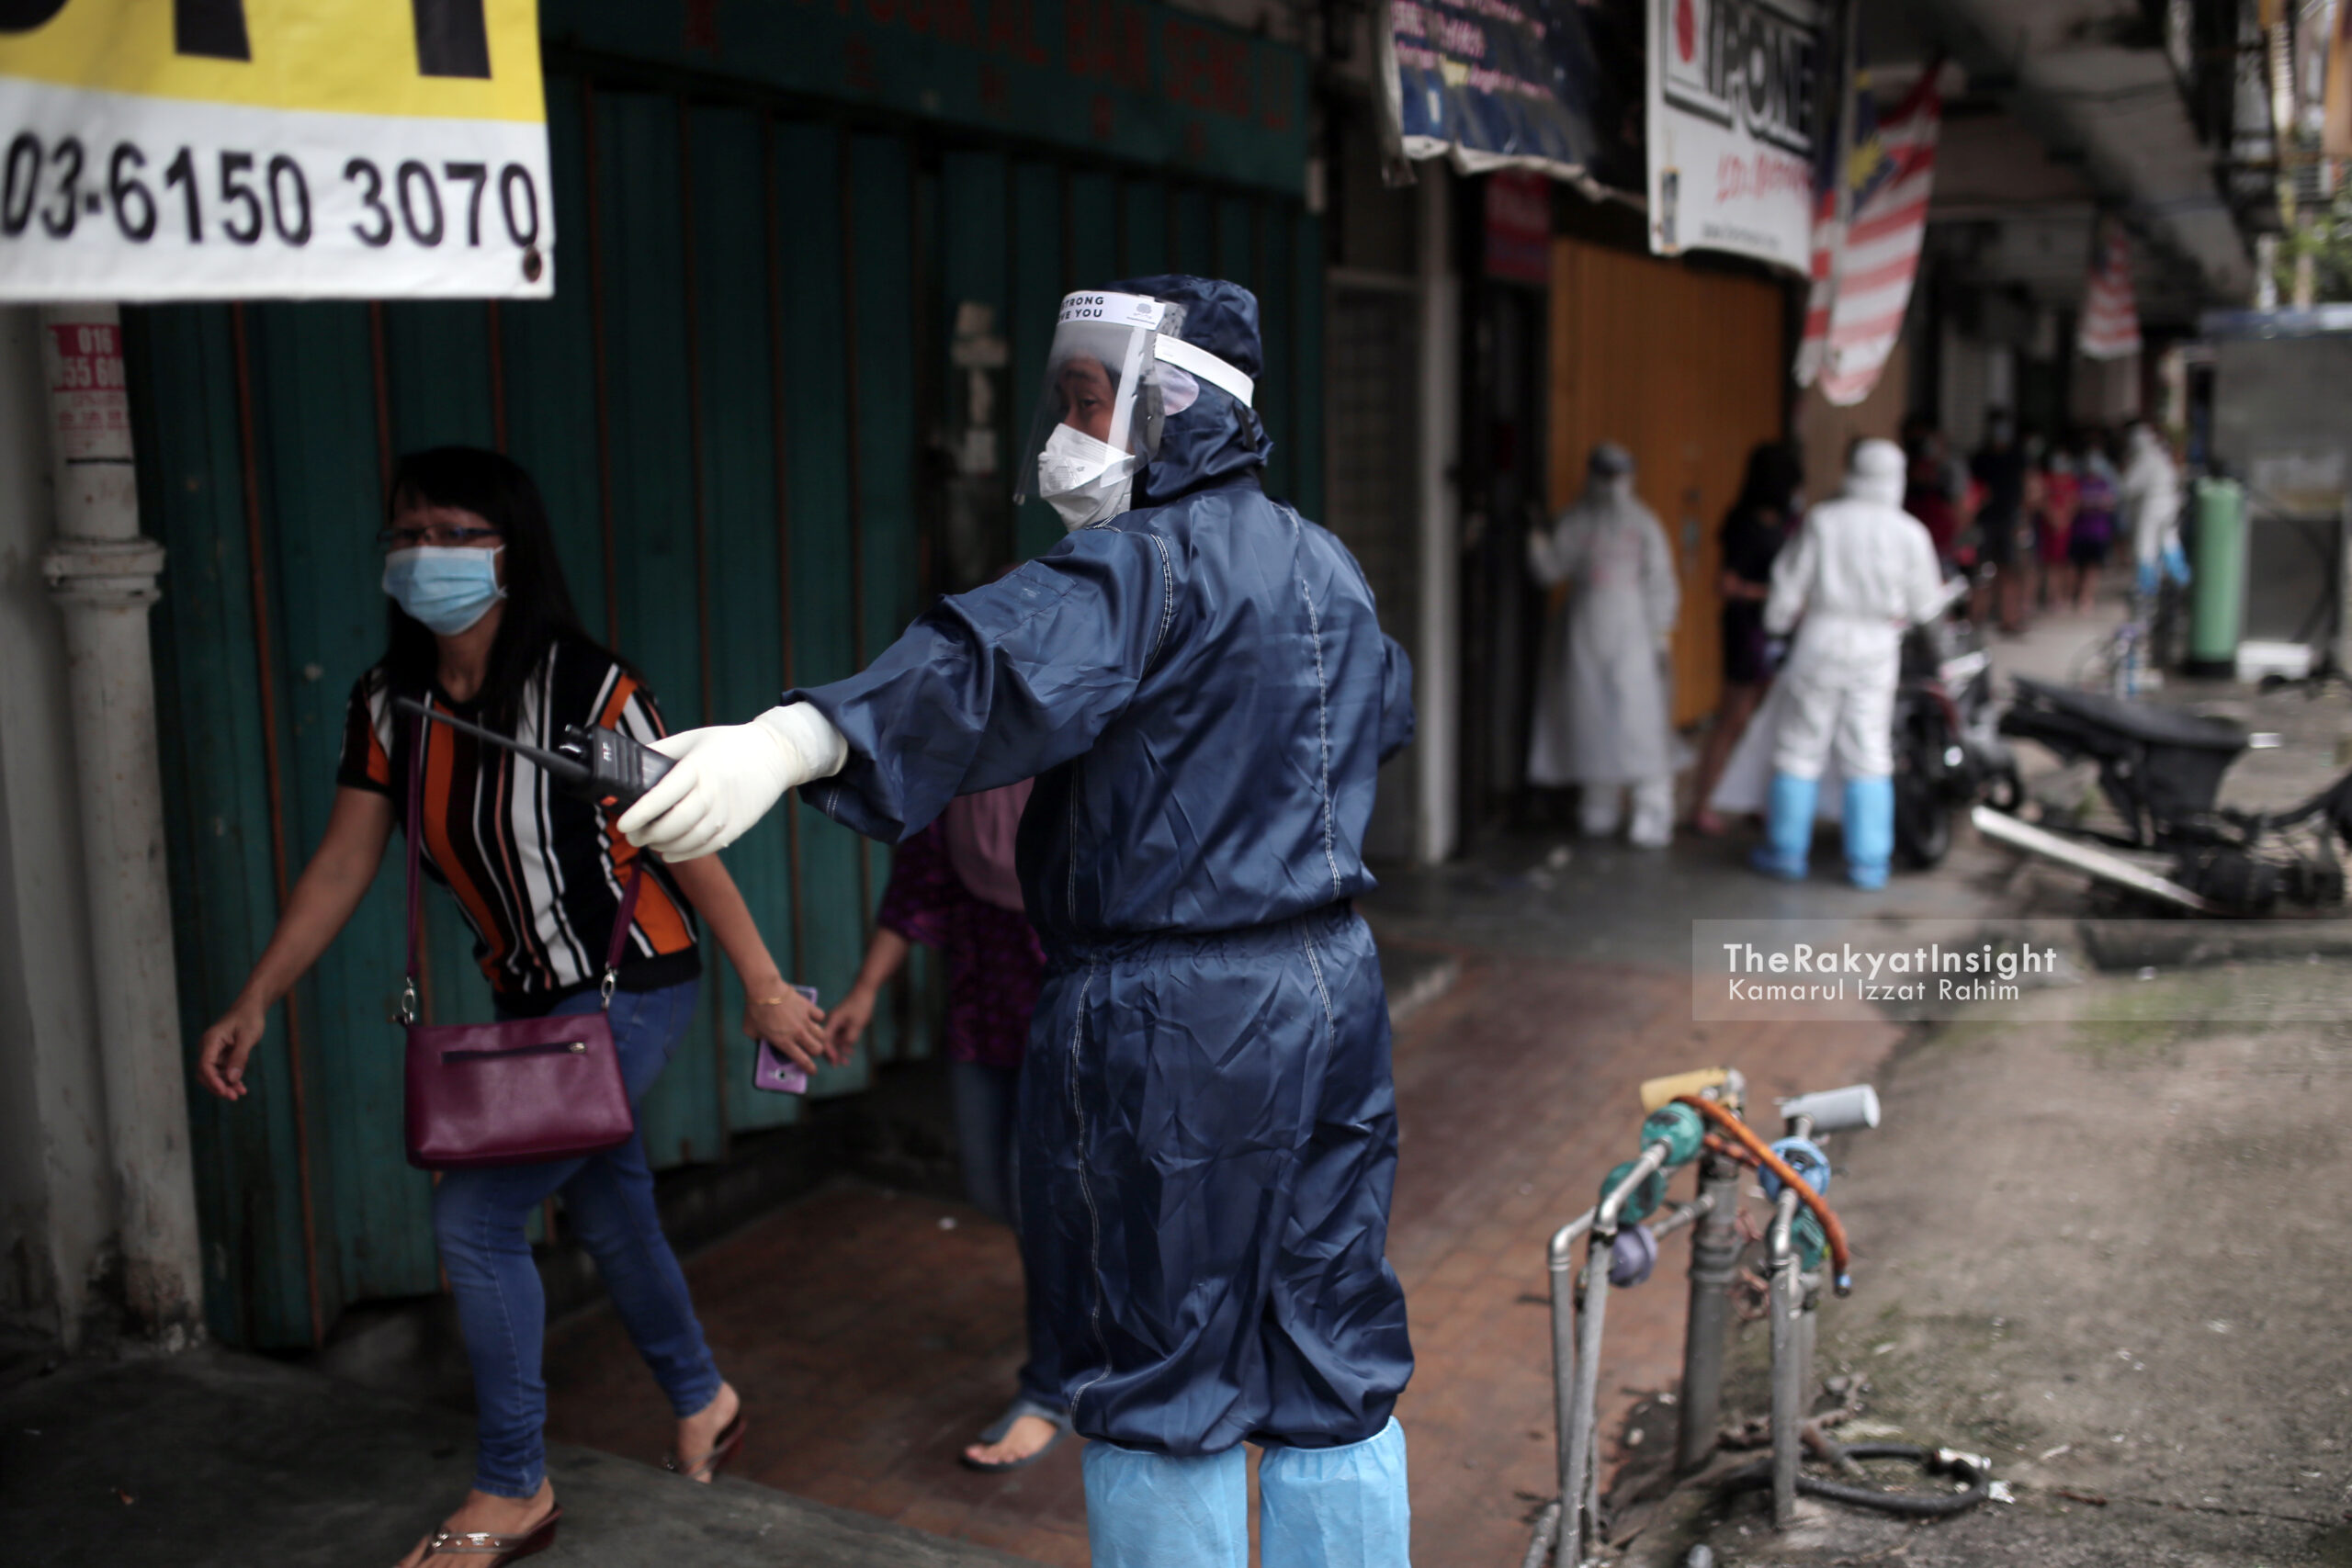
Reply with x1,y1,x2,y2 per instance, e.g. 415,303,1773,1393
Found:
1017,290,1258,529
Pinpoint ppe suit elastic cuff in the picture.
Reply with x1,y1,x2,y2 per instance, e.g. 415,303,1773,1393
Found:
758,703,849,783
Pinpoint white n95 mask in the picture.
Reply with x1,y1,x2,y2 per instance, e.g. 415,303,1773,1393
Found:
1036,423,1137,530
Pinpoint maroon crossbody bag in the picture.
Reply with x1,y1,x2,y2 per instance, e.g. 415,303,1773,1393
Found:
398,712,639,1170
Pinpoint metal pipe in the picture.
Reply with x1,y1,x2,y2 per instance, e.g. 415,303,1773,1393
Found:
38,305,206,1346
1678,1152,1744,1471
1559,1144,1671,1562
1598,1142,1669,1230
1563,1227,1611,1562
1520,1499,1562,1568
1646,1190,1713,1244
1542,1208,1593,1567
1768,1186,1803,1528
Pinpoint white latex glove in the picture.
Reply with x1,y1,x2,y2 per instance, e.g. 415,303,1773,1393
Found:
617,704,848,862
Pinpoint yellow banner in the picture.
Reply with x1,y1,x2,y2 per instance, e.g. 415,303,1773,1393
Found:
0,0,551,300
0,0,543,120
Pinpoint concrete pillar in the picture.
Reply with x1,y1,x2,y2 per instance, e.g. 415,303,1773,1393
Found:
35,305,203,1345
1412,166,1460,865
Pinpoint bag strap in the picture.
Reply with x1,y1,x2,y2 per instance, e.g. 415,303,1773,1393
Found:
398,706,425,1024
601,854,646,1010
397,699,644,1021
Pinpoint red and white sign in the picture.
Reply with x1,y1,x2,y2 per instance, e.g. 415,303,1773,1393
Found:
1483,169,1551,285
2078,229,2143,361
43,320,131,463
1645,0,1824,272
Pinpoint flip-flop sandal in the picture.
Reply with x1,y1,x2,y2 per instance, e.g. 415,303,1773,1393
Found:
665,1408,748,1482
960,1397,1070,1472
413,1504,561,1564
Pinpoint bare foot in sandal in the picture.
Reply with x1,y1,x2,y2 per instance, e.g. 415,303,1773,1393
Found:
965,1413,1062,1469
962,1396,1070,1472
394,1480,557,1567
669,1382,744,1483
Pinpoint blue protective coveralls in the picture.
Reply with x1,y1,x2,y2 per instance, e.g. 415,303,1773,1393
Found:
786,279,1417,1560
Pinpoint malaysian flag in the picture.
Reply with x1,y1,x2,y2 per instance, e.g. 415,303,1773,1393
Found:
2077,228,2143,360
1794,71,1942,407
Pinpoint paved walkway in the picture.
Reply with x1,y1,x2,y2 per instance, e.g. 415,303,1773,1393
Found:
0,1349,1033,1568
541,955,1903,1567
532,603,2168,1564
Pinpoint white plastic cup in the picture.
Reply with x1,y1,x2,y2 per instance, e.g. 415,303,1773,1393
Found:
1779,1084,1881,1134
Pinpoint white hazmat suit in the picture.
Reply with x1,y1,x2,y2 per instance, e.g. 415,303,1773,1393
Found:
2118,423,2184,585
1764,443,1946,782
1752,438,1944,888
1525,446,1680,846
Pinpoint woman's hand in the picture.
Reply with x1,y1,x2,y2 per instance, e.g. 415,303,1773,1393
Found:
745,987,830,1072
198,1002,269,1100
822,984,879,1063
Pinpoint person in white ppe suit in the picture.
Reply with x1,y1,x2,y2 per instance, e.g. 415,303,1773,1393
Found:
2118,421,2186,598
1526,442,1680,847
1752,437,1945,889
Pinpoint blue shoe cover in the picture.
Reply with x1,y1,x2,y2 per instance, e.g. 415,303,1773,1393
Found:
1261,1417,1410,1568
1083,1440,1245,1568
1750,773,1817,881
1844,776,1894,890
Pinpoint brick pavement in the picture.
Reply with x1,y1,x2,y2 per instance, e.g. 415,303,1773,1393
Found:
543,956,1901,1565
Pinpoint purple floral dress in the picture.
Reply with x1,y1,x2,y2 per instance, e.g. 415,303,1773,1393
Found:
875,822,1046,1070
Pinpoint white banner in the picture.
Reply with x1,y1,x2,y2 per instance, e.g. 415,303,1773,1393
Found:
0,0,551,301
1644,0,1822,275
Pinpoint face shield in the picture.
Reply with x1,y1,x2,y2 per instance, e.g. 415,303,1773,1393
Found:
1016,289,1256,530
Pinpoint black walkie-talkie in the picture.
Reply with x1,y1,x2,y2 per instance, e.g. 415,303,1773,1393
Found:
393,697,675,812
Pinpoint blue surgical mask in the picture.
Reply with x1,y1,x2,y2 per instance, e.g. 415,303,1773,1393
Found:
382,546,505,636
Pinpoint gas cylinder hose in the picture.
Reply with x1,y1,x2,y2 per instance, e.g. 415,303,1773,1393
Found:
1719,1443,1997,1517
1676,1096,1854,1293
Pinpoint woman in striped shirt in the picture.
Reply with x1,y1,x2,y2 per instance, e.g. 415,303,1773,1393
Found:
195,447,827,1567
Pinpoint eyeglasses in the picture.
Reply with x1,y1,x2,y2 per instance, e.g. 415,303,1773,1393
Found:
378,525,503,550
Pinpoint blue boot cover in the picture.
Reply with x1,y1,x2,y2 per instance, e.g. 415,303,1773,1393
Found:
1750,773,1818,881
1260,1417,1410,1568
1844,776,1894,890
1082,1440,1246,1568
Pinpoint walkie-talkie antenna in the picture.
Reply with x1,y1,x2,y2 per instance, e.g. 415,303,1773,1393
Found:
392,697,590,784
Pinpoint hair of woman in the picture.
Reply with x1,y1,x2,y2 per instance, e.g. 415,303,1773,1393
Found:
380,446,600,727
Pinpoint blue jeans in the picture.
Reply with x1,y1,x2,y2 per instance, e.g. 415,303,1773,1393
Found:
951,1059,1062,1415
434,979,721,1497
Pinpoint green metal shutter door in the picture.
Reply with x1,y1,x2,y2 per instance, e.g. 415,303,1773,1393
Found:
685,100,800,1131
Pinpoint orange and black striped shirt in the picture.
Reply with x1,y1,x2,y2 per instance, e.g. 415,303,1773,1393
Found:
338,637,701,1014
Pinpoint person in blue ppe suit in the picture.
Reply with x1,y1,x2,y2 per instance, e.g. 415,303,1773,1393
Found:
616,277,1418,1568
1751,437,1946,890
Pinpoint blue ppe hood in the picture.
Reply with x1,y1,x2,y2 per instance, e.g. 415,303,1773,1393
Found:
1108,275,1272,505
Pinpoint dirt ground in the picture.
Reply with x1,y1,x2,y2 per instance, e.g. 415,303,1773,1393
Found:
1607,961,2352,1568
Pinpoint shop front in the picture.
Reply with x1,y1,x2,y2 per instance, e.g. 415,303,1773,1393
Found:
131,0,1320,1348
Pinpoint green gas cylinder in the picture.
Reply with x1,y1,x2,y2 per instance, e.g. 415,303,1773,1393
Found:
2188,478,2245,679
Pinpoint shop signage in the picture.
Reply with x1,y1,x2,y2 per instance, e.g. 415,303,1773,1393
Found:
1483,168,1550,284
1644,0,1821,273
0,0,554,301
548,0,1308,196
1374,0,1628,193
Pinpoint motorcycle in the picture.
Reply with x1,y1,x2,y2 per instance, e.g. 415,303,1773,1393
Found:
1991,676,2347,914
1892,581,2019,868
